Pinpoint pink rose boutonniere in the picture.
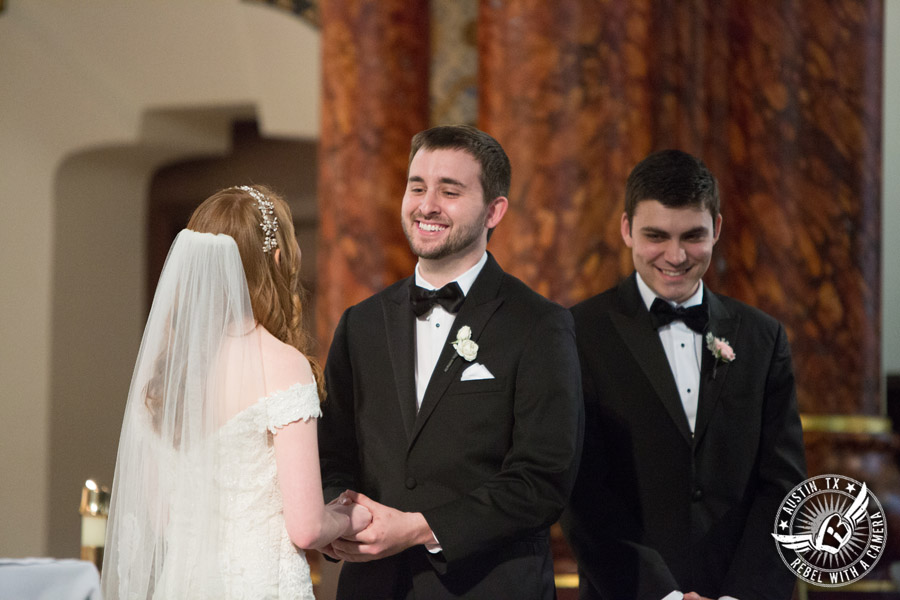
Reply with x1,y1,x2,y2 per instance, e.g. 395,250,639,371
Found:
705,332,735,378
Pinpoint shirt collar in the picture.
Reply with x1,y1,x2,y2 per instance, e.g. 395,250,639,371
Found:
635,272,704,311
415,252,488,296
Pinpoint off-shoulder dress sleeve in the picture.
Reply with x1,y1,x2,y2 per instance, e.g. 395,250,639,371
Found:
263,382,322,433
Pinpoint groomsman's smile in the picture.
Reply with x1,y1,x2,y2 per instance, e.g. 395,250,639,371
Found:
621,199,722,304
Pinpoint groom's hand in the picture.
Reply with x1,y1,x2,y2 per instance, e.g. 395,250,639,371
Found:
330,490,435,562
328,496,373,534
317,491,368,561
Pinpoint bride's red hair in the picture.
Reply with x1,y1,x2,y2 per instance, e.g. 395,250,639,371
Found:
187,185,325,401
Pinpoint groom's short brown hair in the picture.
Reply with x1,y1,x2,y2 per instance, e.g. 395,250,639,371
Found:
409,125,511,205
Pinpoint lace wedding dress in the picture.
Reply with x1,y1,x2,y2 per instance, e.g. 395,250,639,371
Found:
103,231,324,600
150,383,322,600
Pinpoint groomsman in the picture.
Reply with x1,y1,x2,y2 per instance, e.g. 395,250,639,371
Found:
318,125,583,600
562,149,807,600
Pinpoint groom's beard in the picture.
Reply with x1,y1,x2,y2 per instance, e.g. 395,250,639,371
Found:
402,209,488,261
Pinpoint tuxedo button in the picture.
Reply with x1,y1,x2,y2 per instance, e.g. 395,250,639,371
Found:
405,477,417,489
692,488,703,502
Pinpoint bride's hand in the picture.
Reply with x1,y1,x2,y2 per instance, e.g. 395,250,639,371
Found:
327,490,353,506
326,494,372,535
345,503,372,535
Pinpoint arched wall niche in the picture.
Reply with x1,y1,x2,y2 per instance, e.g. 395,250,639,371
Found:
48,115,248,557
0,1,321,558
147,120,320,343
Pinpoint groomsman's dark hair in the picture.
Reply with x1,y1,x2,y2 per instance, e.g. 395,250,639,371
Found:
624,149,720,227
409,125,511,206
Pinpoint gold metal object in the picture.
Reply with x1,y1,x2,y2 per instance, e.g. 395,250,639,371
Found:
554,573,579,589
80,479,110,517
80,480,110,573
799,578,898,592
800,414,893,434
80,545,104,567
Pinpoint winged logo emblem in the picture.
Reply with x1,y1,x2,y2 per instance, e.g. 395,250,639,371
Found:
772,483,869,555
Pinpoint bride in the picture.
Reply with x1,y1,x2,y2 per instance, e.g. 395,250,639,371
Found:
101,185,369,599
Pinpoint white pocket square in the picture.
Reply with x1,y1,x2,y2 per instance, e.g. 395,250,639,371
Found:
460,362,494,381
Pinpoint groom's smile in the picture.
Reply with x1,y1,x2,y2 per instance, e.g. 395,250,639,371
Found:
401,148,493,264
416,221,448,233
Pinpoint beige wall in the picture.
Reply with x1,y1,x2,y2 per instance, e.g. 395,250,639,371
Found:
0,0,898,561
0,1,320,557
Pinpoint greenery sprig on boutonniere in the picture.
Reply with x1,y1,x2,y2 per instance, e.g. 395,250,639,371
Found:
705,332,735,379
444,325,478,372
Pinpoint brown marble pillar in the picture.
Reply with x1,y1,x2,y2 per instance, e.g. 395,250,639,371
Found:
480,0,889,579
479,0,657,305
316,0,430,349
710,1,883,418
480,0,883,420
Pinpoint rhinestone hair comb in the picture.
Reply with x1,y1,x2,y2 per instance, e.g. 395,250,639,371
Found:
236,185,279,253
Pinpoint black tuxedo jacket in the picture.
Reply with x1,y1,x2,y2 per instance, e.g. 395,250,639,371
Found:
562,274,806,600
319,253,583,600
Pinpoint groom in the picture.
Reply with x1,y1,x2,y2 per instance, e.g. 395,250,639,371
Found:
317,125,583,599
562,149,807,599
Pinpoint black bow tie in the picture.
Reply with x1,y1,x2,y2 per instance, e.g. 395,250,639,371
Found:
649,297,709,334
409,282,465,317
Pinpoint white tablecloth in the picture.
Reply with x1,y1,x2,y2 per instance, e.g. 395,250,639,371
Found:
0,558,102,600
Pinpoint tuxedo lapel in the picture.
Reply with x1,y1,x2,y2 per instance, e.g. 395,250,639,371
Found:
382,279,419,439
611,275,693,445
409,254,505,448
694,291,740,446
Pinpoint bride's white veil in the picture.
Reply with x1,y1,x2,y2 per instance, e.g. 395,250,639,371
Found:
102,229,267,599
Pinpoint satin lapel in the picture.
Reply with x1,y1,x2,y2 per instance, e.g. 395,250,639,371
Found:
611,276,693,445
409,255,505,448
694,291,740,447
382,279,418,439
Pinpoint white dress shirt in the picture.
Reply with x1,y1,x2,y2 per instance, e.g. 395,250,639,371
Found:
637,275,738,600
414,252,488,408
636,273,704,433
412,253,488,553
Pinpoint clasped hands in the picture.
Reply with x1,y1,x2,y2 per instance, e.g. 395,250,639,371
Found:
319,490,435,563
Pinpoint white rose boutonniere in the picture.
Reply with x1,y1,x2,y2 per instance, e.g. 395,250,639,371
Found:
452,325,479,362
705,332,735,378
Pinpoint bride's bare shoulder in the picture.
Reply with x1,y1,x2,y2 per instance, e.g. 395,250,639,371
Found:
258,327,315,389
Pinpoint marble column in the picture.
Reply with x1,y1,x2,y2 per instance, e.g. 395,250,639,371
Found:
479,0,890,574
479,0,883,424
479,0,654,305
709,1,883,419
316,0,430,348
